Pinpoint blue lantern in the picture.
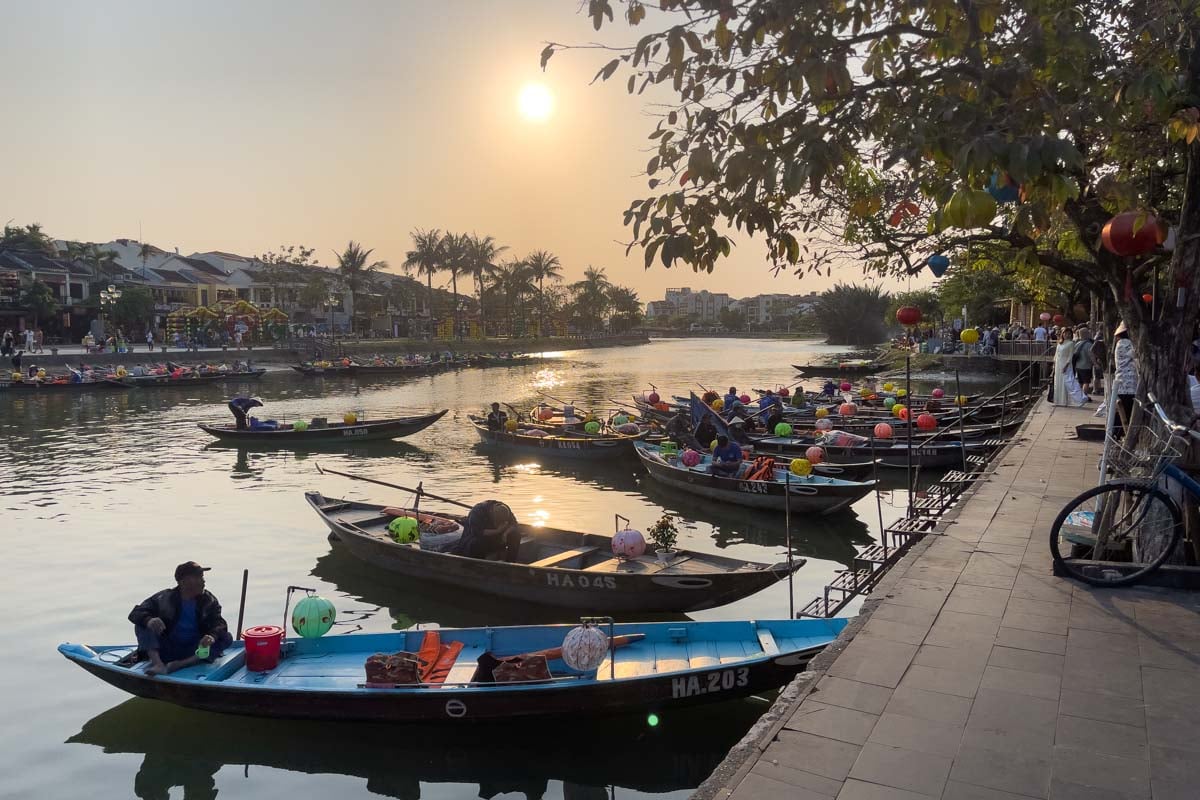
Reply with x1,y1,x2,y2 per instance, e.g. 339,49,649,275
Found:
987,172,1020,204
927,254,950,278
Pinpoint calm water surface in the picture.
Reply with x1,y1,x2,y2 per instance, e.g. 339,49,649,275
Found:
1,338,954,800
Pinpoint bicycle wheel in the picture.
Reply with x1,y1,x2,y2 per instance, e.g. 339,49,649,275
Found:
1049,481,1183,587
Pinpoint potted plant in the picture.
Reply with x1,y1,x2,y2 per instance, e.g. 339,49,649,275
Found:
647,514,679,564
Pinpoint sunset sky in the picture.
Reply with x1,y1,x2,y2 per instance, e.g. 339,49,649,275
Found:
0,1,908,302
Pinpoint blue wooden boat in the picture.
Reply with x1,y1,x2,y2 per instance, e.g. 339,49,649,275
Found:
58,618,846,722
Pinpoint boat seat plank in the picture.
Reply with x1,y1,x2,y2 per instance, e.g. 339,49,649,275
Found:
339,514,392,528
756,627,780,656
653,642,690,674
439,646,484,686
527,546,598,569
599,645,653,679
687,640,720,669
716,638,749,664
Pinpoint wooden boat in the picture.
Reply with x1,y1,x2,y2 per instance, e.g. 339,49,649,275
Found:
291,363,357,377
58,617,847,722
1,377,132,392
792,360,882,376
747,432,996,468
124,368,267,386
307,492,797,611
634,442,876,514
200,409,447,443
470,415,643,459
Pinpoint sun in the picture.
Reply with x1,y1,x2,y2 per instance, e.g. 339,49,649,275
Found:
518,83,554,122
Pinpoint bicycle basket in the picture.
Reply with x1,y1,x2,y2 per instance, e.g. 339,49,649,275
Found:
1103,405,1182,480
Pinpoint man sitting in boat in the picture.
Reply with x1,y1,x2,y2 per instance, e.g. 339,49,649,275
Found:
723,386,739,409
694,415,719,450
710,434,744,476
453,500,522,561
227,396,263,430
485,402,508,431
128,561,231,676
664,413,700,450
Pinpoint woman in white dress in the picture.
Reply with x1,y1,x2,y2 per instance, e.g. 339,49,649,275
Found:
1053,329,1087,407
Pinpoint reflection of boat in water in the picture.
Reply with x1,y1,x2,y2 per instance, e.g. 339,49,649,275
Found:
69,696,767,798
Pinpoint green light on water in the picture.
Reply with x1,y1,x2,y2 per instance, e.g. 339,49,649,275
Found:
647,713,660,727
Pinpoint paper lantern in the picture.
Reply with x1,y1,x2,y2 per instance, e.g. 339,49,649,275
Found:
896,388,907,398
291,594,336,638
612,528,646,558
681,449,702,467
618,422,640,435
710,439,719,451
805,446,825,465
789,458,812,477
815,418,834,431
815,407,829,419
505,419,518,432
892,403,907,419
1040,312,1051,322
956,395,969,406
874,422,894,439
1102,211,1165,256
840,381,852,391
738,393,751,404
526,428,549,437
778,387,790,398
927,254,951,278
388,516,420,543
839,402,858,417
712,398,724,411
897,406,911,421
774,422,793,437
537,407,555,421
987,171,1021,204
882,382,894,392
36,368,46,378
961,328,980,345
292,419,309,432
931,388,945,399
917,413,937,431
561,624,609,671
646,391,660,405
343,411,358,425
584,420,601,434
859,388,871,398
884,397,896,410
613,414,629,426
1052,314,1065,325
1142,293,1153,304
896,306,923,326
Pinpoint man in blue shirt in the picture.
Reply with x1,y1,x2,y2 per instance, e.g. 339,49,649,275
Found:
710,434,744,476
723,386,740,410
129,562,232,676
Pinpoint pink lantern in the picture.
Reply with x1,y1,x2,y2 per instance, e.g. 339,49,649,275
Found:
838,402,858,417
815,418,834,431
681,449,702,467
738,393,751,404
840,381,852,391
537,407,555,421
917,413,937,431
647,391,660,405
1039,312,1051,322
874,422,894,439
805,446,825,465
931,388,945,399
611,528,647,558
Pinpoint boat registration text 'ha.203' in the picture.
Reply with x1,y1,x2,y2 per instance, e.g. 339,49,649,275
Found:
672,667,750,698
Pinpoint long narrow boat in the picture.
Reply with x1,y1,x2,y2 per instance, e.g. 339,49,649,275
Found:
125,368,267,386
470,416,643,459
306,492,797,611
792,361,882,376
1,377,132,392
199,409,447,443
747,433,997,468
634,442,876,514
291,363,357,377
58,617,847,722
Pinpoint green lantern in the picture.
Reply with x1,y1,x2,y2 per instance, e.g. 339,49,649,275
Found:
388,516,419,543
291,594,336,638
774,422,793,437
584,420,601,434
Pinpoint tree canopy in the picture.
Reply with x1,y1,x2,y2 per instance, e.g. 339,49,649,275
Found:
558,0,1200,411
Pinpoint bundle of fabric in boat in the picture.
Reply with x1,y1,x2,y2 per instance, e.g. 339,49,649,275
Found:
471,653,552,684
364,651,420,685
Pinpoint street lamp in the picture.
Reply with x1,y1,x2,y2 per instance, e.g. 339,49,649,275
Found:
100,284,122,336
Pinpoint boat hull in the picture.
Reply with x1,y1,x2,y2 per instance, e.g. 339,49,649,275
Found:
472,420,639,460
1,379,131,392
199,410,447,443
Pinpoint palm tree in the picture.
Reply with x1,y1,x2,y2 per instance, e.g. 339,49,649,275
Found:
569,266,613,334
523,250,563,337
334,241,387,335
493,259,536,336
138,243,155,280
403,229,444,339
607,285,643,333
466,233,508,338
440,233,470,340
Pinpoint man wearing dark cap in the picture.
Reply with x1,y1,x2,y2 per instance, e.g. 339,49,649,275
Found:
128,561,232,676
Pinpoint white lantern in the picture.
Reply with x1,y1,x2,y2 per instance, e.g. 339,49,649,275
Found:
561,625,609,671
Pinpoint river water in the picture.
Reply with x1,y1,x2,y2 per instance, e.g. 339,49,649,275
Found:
1,338,960,800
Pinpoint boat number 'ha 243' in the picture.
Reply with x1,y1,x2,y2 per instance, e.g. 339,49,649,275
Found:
672,667,750,698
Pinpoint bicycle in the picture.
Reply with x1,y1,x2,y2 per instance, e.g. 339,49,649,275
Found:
1049,392,1200,586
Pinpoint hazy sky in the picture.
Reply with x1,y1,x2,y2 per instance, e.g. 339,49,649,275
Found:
0,1,909,302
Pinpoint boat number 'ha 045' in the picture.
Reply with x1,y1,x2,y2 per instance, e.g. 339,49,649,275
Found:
545,573,617,590
672,667,750,698
342,427,368,437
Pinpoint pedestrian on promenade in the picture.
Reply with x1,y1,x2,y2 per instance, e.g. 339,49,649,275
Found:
1,329,13,356
33,328,43,353
146,328,155,352
1072,327,1095,396
1053,329,1087,407
1113,322,1138,436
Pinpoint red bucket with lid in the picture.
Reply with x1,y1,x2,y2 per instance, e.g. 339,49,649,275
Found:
243,625,284,672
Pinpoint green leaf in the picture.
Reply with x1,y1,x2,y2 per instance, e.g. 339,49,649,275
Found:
539,45,554,70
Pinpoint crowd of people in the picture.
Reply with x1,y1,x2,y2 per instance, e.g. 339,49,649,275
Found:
1,327,45,356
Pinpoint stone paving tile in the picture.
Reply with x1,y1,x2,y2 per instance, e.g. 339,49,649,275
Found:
957,571,1017,590
867,711,964,757
1056,714,1146,759
1046,778,1144,800
1142,665,1200,707
730,769,835,800
750,759,843,797
941,780,1040,800
812,676,895,715
896,664,983,699
1001,610,1068,636
944,585,1012,618
826,636,919,688
859,616,932,646
784,701,879,745
1057,688,1145,728
848,742,953,798
837,778,937,800
871,601,940,629
1145,704,1200,753
985,645,1063,677
948,745,1052,798
1003,597,1069,620
1050,746,1151,799
967,687,1059,731
1148,744,1193,800
979,664,1061,700
764,729,862,782
1064,627,1139,655
914,642,994,673
1062,654,1142,700
1136,633,1200,674
925,610,1002,647
883,685,973,727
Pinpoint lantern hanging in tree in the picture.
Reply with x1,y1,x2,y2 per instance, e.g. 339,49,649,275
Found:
1053,314,1065,325
987,171,1021,204
896,306,923,327
1142,293,1154,304
1101,212,1166,257
927,254,951,278
1040,312,1052,322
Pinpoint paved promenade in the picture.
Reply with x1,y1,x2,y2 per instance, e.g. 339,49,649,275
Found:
707,402,1200,800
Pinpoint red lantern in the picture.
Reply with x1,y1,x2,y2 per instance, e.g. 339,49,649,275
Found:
873,422,894,439
778,387,790,398
896,306,923,326
839,381,852,391
1052,314,1065,325
916,413,937,431
898,407,910,421
838,402,858,417
646,391,660,405
1142,293,1154,304
1102,212,1165,257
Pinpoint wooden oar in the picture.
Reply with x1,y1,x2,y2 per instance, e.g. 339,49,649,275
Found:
315,465,474,510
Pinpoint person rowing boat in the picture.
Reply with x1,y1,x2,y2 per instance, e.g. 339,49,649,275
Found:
227,397,263,430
